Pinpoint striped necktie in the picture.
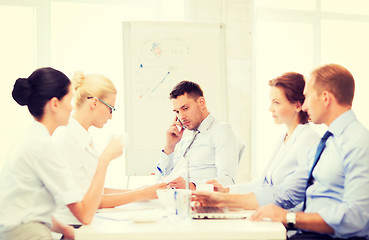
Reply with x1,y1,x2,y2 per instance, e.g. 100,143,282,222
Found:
183,129,200,158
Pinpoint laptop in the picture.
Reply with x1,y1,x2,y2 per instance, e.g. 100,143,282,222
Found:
191,206,252,219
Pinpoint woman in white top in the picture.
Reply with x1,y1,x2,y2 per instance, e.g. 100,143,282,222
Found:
0,68,123,240
200,72,320,209
53,72,166,226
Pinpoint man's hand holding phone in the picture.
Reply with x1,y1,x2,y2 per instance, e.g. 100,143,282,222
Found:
163,116,186,155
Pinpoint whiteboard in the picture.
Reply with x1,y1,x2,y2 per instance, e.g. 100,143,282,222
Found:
123,21,227,176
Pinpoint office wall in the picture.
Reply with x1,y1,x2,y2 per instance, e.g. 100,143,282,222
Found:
187,0,253,183
0,0,253,185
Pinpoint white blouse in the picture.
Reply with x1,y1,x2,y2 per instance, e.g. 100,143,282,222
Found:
229,124,320,193
265,143,285,184
0,121,82,233
52,118,99,224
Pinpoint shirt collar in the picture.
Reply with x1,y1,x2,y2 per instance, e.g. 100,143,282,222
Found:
285,123,305,143
68,117,92,149
32,120,52,137
328,109,356,137
196,113,215,133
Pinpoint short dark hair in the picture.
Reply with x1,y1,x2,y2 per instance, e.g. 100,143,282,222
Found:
169,81,204,100
269,72,309,124
311,64,355,106
12,67,71,120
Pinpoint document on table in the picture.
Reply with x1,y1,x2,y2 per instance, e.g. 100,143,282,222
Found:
95,200,165,222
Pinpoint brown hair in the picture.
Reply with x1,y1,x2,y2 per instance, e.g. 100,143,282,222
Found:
269,72,309,124
169,80,203,100
310,64,355,106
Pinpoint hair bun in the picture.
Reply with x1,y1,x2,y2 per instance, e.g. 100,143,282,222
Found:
12,78,32,106
72,71,86,90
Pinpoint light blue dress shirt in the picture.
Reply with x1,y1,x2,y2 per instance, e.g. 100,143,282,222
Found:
156,113,244,186
254,110,369,239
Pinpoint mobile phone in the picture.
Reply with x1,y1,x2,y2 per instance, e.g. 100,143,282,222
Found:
176,117,186,130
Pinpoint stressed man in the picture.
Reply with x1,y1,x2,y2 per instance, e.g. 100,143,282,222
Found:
156,81,243,189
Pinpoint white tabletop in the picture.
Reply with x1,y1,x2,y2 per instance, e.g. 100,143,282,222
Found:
75,200,286,240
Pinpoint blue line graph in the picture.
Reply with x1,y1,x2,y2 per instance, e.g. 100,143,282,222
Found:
151,71,170,92
139,71,172,99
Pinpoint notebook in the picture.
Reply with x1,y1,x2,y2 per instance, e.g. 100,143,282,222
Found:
191,206,252,219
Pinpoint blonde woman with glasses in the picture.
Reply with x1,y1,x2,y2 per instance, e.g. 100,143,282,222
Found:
53,72,166,229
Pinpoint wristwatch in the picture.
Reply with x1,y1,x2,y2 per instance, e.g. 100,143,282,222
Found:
286,212,296,229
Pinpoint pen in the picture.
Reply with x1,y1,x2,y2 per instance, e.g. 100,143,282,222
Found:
157,166,164,183
174,190,178,215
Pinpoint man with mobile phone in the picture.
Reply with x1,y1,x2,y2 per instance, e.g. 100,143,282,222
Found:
156,81,244,189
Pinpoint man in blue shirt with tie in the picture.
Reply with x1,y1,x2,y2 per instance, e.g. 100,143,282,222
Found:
193,64,369,239
250,64,369,239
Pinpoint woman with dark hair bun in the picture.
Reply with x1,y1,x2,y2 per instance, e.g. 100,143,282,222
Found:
202,72,321,210
12,67,71,120
0,67,123,240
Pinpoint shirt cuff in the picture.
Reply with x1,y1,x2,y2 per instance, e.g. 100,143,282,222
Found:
157,150,171,171
55,189,84,206
253,187,275,206
214,175,235,187
316,205,345,233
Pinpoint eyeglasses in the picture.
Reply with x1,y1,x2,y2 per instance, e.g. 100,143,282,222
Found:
87,97,116,114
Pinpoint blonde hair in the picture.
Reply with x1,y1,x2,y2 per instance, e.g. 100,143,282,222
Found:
72,71,117,108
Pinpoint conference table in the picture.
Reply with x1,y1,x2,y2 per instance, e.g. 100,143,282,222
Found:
75,200,286,240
